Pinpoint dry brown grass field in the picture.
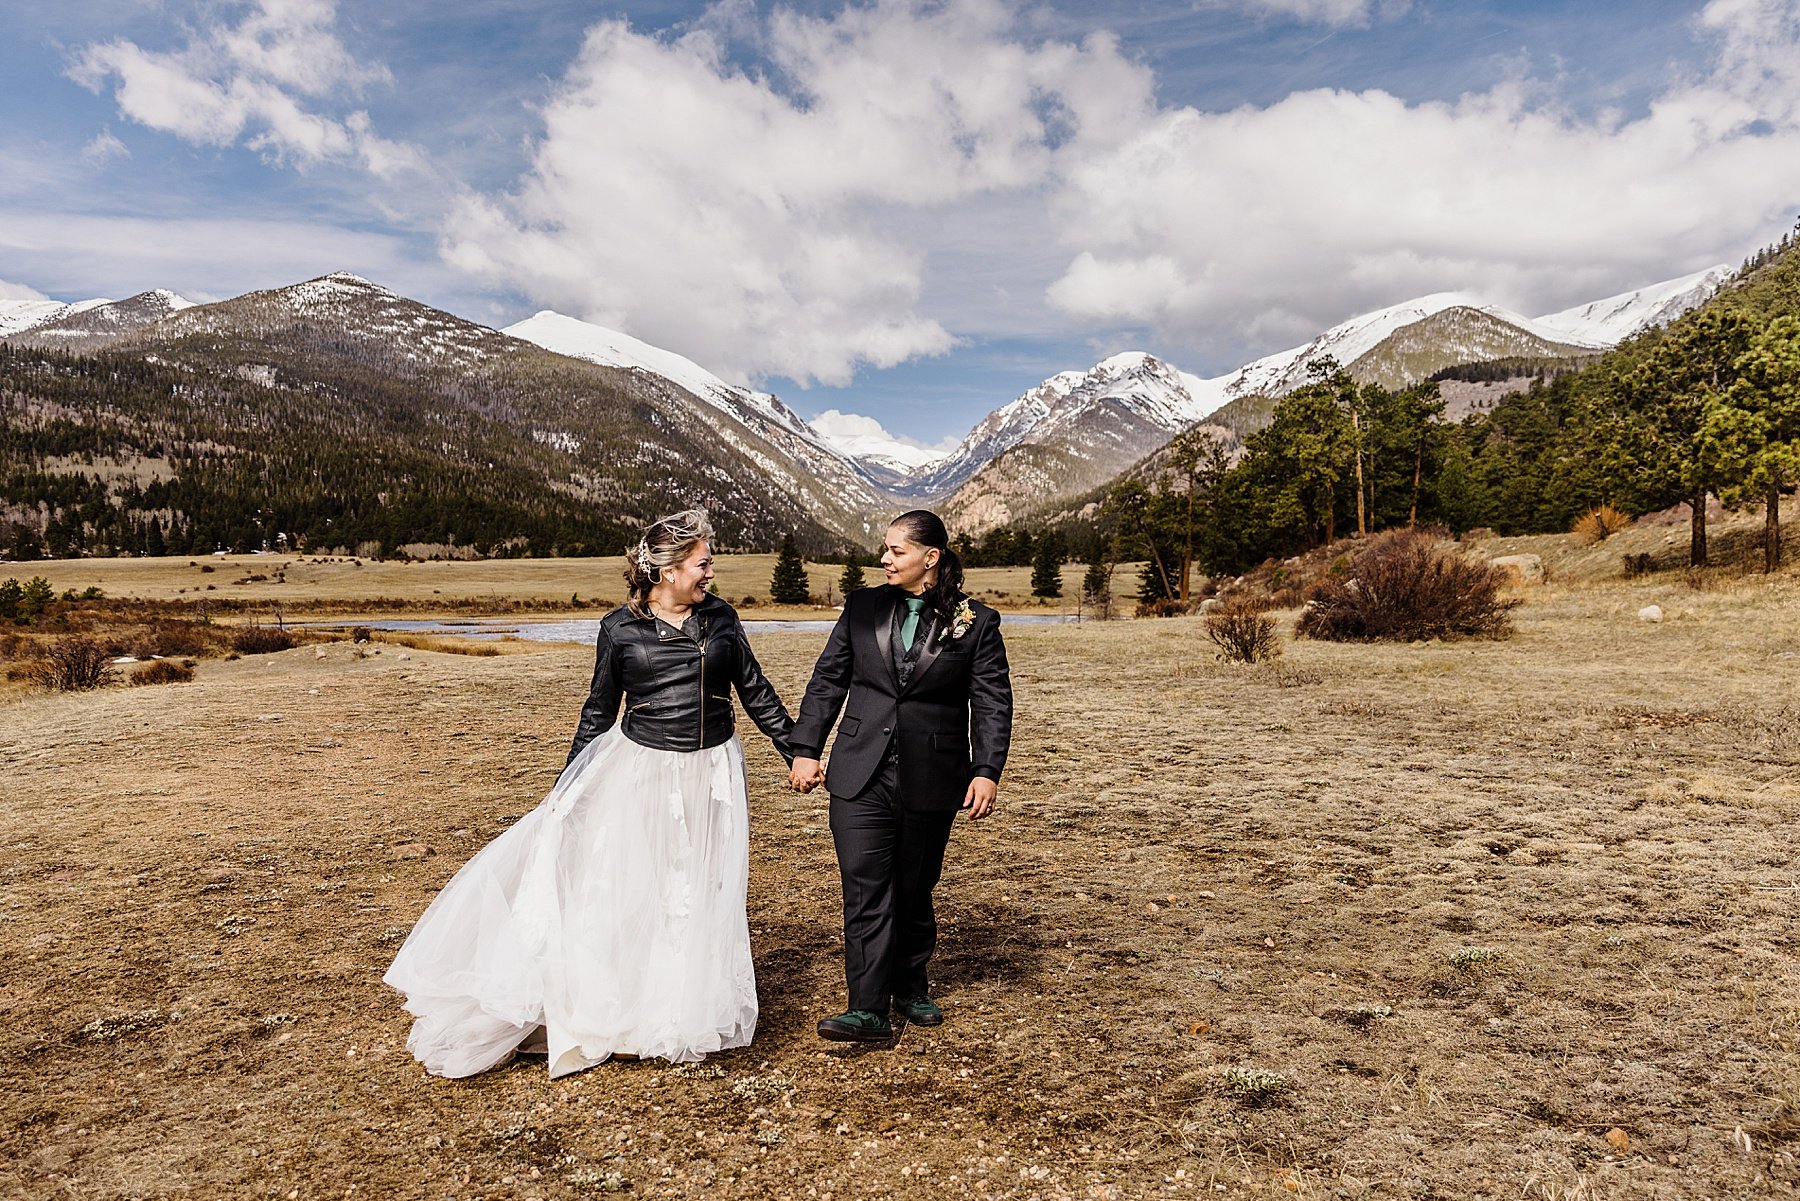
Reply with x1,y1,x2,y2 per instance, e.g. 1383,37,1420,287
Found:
3,555,1089,622
4,545,1800,1200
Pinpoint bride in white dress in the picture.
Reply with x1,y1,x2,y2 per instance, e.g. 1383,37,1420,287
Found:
385,510,796,1077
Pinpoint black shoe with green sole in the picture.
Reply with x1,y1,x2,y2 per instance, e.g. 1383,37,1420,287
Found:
816,1009,894,1042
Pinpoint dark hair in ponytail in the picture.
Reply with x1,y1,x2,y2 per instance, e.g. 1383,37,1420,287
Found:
888,509,964,623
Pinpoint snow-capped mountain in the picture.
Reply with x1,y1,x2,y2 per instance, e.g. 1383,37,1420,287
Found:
917,353,1215,499
156,272,518,364
9,289,197,352
503,310,896,541
0,295,113,338
929,266,1727,532
1533,264,1731,346
1194,292,1604,410
505,311,816,442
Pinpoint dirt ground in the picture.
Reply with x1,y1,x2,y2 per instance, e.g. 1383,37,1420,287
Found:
4,562,1799,1199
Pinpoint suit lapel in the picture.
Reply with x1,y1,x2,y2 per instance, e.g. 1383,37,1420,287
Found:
903,609,945,693
871,587,898,683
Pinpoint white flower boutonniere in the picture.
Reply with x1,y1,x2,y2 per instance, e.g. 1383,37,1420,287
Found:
941,598,977,641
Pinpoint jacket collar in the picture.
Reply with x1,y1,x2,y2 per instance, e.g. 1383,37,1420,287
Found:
628,591,725,636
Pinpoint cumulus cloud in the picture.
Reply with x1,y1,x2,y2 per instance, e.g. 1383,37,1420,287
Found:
811,408,959,453
68,0,421,177
442,0,1152,386
1045,0,1800,354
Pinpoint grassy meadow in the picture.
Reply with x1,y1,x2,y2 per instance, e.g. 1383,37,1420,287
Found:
1,553,1093,622
3,530,1799,1199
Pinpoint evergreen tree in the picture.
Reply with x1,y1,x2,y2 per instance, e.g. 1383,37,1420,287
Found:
0,578,20,622
1081,555,1111,616
1030,532,1064,598
18,576,53,622
837,554,868,598
146,517,167,557
1702,314,1800,571
770,534,811,604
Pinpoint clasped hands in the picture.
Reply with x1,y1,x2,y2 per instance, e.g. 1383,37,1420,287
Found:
787,756,997,820
788,756,826,794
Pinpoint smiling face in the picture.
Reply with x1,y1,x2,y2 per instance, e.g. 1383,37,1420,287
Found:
880,524,939,595
653,539,714,608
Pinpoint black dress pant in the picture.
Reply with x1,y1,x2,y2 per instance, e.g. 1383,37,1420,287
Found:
829,756,957,1012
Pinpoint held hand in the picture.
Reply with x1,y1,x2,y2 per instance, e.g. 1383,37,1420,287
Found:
789,756,825,794
962,776,997,821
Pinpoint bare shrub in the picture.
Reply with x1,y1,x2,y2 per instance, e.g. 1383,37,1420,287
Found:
41,636,117,691
1135,597,1191,618
1623,553,1655,577
1296,529,1518,642
1205,598,1281,663
1572,504,1632,545
231,625,294,655
131,659,196,686
1682,566,1714,591
132,620,222,660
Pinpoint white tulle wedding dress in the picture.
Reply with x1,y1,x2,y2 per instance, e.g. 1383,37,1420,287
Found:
384,727,757,1077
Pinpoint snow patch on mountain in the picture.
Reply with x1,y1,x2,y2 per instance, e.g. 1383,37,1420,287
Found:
1532,264,1731,346
0,296,113,338
1194,293,1600,410
505,311,815,440
918,352,1220,497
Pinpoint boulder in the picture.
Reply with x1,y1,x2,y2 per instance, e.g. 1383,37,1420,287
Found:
1637,604,1664,623
1490,554,1544,585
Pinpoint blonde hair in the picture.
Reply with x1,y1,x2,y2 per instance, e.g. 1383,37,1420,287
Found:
624,508,715,617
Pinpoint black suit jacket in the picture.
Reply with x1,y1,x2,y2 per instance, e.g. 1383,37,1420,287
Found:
791,585,1012,810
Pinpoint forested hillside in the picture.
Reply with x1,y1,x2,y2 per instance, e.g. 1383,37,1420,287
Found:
0,276,856,560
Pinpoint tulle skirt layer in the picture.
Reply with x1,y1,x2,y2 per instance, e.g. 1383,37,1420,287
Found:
384,729,755,1078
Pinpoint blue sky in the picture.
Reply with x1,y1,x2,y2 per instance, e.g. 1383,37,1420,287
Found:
3,0,1797,448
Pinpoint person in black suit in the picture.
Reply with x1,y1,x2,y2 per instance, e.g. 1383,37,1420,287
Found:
788,510,1013,1042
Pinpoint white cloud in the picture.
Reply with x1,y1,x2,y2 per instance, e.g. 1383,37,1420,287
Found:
1207,0,1410,27
80,130,130,165
1045,0,1800,359
68,0,421,177
0,278,51,303
813,406,957,457
442,0,1153,386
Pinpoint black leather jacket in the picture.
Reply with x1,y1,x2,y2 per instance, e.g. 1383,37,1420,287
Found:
566,594,794,764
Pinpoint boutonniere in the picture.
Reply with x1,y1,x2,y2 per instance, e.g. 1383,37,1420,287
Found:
940,598,977,642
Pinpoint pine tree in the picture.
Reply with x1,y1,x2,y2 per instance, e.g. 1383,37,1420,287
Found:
1080,558,1108,626
18,576,54,622
837,554,867,599
1030,532,1063,598
770,534,811,605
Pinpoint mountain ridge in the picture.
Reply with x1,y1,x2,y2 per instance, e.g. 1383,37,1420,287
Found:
1,263,1730,549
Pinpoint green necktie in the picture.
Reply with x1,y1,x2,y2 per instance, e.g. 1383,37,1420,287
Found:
900,596,927,651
